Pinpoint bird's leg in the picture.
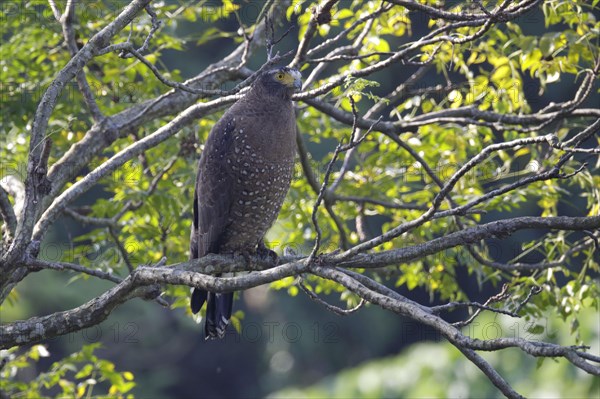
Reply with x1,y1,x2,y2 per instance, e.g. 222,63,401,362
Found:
257,240,279,266
237,249,254,271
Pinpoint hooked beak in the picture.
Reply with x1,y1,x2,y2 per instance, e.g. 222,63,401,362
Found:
290,69,302,90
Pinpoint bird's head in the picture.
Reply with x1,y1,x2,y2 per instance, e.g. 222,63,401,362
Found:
256,67,302,100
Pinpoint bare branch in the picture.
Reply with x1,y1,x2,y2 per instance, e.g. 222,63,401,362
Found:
307,3,392,58
109,228,134,273
117,44,235,96
33,93,243,242
298,278,365,316
456,346,525,399
47,0,62,20
453,284,512,328
58,0,103,121
333,195,428,210
384,0,491,21
0,257,311,348
119,5,162,58
3,213,599,385
0,186,17,240
296,126,349,250
312,264,599,384
265,13,294,61
335,216,600,269
6,0,153,265
29,259,122,284
431,301,519,318
290,0,340,68
64,208,118,228
308,99,381,260
514,285,543,314
42,10,286,224
0,177,24,227
334,135,560,259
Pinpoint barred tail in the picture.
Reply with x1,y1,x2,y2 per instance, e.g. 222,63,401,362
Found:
204,292,234,339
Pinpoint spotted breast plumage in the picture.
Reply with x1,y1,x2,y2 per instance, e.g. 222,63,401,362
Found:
189,67,301,339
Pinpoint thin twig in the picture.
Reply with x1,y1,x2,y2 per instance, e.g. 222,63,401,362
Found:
431,301,519,318
108,228,134,273
64,208,118,227
514,286,543,314
58,0,103,121
120,5,162,58
453,284,511,328
290,0,340,68
308,99,382,261
298,277,365,316
264,13,294,61
295,126,349,250
29,259,122,284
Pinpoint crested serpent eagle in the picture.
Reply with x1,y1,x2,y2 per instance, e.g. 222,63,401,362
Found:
190,67,302,339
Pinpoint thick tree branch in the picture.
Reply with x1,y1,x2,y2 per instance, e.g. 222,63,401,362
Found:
33,93,242,241
29,259,122,284
7,0,152,265
4,215,598,350
57,0,103,121
311,265,598,393
333,135,562,260
41,2,291,222
290,0,340,68
303,98,599,136
456,346,524,399
0,186,17,240
336,215,600,269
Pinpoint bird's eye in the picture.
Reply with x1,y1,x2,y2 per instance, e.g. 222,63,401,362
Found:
276,73,284,80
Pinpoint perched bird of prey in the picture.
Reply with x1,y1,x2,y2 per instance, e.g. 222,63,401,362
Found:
190,67,302,339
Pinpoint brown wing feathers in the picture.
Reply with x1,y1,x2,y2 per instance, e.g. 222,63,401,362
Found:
189,68,300,339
